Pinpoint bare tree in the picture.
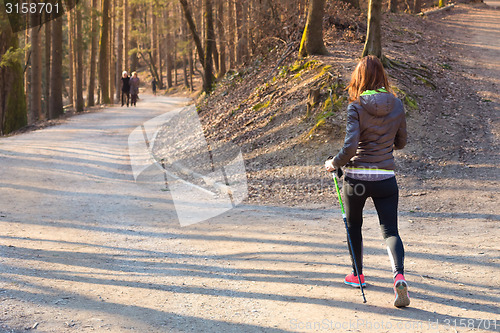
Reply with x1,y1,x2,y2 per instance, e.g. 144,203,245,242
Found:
216,0,226,77
166,3,174,88
87,0,99,107
49,15,64,119
44,18,51,117
362,0,383,59
99,0,111,104
299,0,328,57
123,0,129,71
30,21,43,122
75,4,84,112
204,0,216,92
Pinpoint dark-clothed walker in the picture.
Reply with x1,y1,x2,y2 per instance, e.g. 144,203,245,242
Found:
130,72,140,106
121,71,130,107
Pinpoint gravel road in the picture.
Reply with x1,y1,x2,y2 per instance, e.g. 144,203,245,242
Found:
1,5,499,331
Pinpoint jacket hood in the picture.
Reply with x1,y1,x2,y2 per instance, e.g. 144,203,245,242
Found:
359,92,396,117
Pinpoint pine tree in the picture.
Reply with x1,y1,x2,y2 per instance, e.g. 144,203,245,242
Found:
49,15,64,119
99,0,111,104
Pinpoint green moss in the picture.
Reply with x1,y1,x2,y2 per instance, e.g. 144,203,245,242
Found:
393,86,419,111
290,59,320,73
293,72,303,79
307,90,346,137
439,63,452,70
312,64,334,82
322,65,333,72
267,114,276,124
416,75,437,90
252,100,271,112
404,95,418,110
279,66,288,78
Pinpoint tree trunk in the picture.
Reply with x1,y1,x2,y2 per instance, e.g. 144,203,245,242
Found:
49,15,64,119
157,22,163,89
389,0,398,12
179,0,205,70
216,0,226,77
299,0,328,57
235,0,248,64
87,0,98,107
107,0,115,103
68,10,74,108
173,32,178,86
71,8,77,109
247,0,254,58
75,5,84,112
204,0,215,93
165,4,173,89
0,20,27,134
123,0,129,71
99,0,111,104
151,3,158,74
116,21,123,102
227,0,235,69
30,22,43,122
44,19,51,118
212,37,220,76
129,8,139,71
413,0,421,13
234,0,243,64
181,7,190,88
362,0,383,59
24,27,29,113
189,48,194,91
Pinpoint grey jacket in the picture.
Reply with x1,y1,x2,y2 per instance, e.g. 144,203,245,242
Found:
333,92,407,171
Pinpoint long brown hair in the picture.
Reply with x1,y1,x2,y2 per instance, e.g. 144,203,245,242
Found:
347,55,394,102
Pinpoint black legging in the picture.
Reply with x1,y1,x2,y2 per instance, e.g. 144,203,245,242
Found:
121,91,130,106
343,176,405,278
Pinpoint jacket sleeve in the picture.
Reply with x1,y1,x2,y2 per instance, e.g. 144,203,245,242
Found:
394,114,407,150
333,104,360,167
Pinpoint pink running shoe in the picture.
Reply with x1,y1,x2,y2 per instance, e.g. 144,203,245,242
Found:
394,274,410,307
344,273,366,288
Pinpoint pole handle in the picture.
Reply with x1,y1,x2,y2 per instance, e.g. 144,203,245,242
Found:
327,156,343,179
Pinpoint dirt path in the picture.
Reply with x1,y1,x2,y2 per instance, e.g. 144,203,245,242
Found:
1,6,499,333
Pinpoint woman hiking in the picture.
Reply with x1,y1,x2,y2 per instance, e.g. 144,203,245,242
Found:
325,55,409,308
121,71,130,107
130,72,140,106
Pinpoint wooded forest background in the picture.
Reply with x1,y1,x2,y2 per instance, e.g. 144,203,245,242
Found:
0,0,434,136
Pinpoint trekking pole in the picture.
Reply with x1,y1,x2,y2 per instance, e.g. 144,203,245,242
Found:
328,157,367,303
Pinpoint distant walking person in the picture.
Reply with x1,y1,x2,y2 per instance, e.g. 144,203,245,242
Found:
325,55,409,308
130,72,140,106
121,71,130,107
152,78,157,96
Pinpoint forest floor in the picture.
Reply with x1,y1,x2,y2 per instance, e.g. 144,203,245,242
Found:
0,2,499,333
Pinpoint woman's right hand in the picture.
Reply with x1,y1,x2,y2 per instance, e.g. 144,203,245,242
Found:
325,158,335,173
